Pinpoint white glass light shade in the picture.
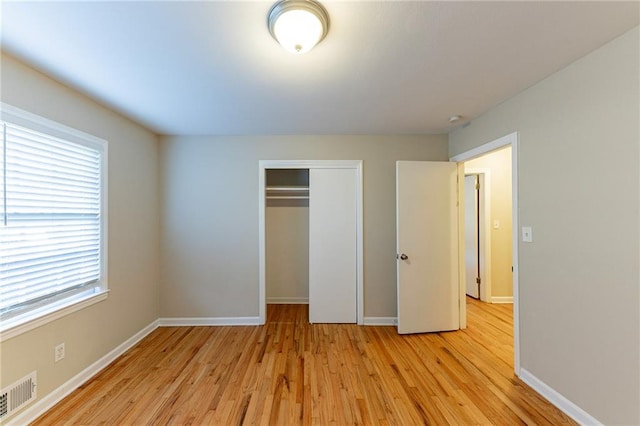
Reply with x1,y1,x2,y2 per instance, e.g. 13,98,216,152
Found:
268,0,329,55
273,10,323,54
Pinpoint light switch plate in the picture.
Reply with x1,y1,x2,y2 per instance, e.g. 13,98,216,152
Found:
522,226,533,242
493,220,500,229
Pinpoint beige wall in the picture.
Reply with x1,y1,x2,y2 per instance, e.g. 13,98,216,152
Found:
450,27,639,425
159,135,448,318
0,54,161,402
465,147,513,298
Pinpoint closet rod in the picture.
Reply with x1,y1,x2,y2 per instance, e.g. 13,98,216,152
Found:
266,196,309,200
265,186,309,191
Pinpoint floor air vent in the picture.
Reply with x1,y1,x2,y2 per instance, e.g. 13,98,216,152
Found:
0,371,37,419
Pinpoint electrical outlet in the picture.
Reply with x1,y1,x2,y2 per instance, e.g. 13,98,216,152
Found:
54,343,65,363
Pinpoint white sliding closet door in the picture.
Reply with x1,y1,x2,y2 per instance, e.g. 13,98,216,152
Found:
309,168,357,323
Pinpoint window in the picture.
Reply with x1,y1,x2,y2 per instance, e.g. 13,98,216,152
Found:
0,104,107,340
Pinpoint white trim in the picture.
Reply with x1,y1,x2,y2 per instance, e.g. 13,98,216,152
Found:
511,136,520,374
259,166,267,324
158,317,261,326
456,163,467,329
450,132,517,163
5,319,159,426
450,131,520,374
101,131,109,299
0,102,107,149
464,168,492,303
519,368,602,426
0,291,109,343
258,160,362,169
355,164,364,325
258,160,364,326
491,296,513,304
267,297,309,304
363,317,397,326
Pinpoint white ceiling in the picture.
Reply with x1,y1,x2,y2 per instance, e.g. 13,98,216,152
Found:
2,1,638,136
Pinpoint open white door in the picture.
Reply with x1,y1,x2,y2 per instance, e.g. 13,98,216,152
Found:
309,168,357,323
464,175,480,298
396,161,459,334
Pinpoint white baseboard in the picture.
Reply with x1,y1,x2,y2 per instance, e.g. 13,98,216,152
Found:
363,317,397,326
158,317,261,326
6,319,159,426
266,297,309,304
491,296,514,304
519,368,602,425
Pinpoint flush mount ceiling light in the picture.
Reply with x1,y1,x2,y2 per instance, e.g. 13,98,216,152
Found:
268,0,330,54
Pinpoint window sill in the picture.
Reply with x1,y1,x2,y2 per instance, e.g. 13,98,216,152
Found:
0,290,109,343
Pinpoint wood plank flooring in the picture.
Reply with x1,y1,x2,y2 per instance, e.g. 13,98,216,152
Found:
33,299,575,425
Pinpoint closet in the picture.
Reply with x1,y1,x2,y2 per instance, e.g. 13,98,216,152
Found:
260,161,362,324
265,169,310,306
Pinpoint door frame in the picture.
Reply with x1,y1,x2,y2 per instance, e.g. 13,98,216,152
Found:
464,169,492,302
258,160,364,325
450,131,520,374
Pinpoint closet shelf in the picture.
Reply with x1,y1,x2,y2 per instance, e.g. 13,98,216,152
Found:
266,186,309,200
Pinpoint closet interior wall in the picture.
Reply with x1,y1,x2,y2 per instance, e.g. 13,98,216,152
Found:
265,169,310,305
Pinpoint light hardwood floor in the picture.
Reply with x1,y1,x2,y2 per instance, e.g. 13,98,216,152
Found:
33,299,575,425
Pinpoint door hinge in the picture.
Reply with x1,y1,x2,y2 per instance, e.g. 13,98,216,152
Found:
476,277,481,284
475,182,480,190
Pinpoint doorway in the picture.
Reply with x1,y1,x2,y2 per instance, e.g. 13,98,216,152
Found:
451,132,520,374
463,147,513,304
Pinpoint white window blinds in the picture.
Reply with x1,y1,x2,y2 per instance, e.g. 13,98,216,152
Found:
0,121,102,317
